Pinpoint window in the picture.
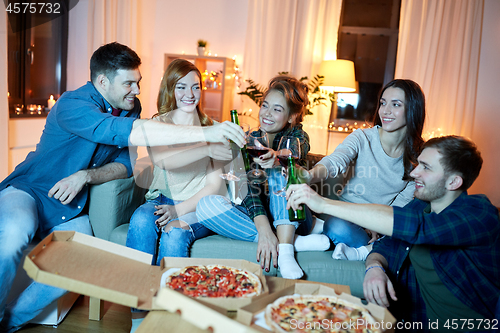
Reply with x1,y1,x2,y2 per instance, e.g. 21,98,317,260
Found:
336,0,401,123
7,1,68,117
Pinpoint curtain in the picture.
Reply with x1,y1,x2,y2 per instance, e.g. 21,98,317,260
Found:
395,0,484,139
242,0,343,154
87,0,139,53
243,0,342,84
67,0,140,90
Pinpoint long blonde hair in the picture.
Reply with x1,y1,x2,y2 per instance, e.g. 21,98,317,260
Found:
156,59,213,126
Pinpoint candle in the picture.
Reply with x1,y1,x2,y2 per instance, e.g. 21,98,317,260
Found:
48,95,56,110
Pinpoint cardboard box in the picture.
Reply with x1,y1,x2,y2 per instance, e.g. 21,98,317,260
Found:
152,287,261,333
8,241,79,326
237,283,396,333
160,257,269,310
24,231,268,311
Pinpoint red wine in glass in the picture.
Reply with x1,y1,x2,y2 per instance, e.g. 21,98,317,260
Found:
277,154,299,168
247,146,269,158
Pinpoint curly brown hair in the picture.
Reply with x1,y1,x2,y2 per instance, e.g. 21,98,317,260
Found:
156,58,213,126
264,75,309,127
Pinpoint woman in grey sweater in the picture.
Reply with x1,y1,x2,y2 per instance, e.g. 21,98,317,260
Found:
304,79,426,260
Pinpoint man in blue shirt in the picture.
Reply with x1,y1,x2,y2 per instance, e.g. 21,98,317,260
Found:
286,136,499,332
0,42,245,332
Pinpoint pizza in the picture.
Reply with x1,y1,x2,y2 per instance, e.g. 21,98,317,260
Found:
164,265,262,298
265,295,381,333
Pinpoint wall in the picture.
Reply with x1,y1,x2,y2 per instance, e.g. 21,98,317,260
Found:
469,0,500,206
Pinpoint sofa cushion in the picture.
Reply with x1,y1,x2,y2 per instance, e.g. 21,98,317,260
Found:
295,251,365,297
191,235,365,298
190,235,279,277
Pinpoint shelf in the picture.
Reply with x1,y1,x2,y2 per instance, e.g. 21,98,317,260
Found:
164,53,235,123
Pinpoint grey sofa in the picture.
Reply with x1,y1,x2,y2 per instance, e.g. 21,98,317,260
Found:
88,154,366,297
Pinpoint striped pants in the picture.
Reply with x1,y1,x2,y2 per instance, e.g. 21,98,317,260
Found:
196,168,312,242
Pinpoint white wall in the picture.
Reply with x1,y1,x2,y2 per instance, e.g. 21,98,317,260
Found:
469,0,500,206
138,0,249,120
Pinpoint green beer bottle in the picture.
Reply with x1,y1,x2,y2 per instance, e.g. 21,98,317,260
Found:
287,156,306,221
229,110,251,172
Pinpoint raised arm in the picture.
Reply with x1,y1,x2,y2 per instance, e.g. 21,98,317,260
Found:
149,142,231,170
285,183,394,236
129,119,245,147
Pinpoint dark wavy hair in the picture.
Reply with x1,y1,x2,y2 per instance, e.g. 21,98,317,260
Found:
372,79,426,181
263,75,309,127
90,42,141,83
156,58,213,126
423,135,482,190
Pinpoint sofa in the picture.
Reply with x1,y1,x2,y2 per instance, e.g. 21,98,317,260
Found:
88,154,366,298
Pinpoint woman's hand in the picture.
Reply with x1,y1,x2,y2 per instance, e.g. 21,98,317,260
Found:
154,204,179,228
253,215,279,272
253,149,277,169
366,229,381,244
257,230,279,272
286,184,326,214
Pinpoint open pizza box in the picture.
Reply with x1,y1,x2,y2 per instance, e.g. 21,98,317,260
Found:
237,283,396,333
23,231,269,312
151,287,262,333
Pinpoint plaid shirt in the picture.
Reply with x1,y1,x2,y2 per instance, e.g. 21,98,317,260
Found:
241,124,310,220
372,192,500,329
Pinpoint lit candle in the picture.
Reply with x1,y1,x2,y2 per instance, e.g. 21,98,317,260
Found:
48,95,56,110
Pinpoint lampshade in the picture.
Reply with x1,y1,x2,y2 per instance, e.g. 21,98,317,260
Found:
319,59,356,92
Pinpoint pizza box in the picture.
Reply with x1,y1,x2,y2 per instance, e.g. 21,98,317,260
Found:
148,280,354,333
150,287,261,333
23,231,268,312
237,283,396,333
159,256,269,310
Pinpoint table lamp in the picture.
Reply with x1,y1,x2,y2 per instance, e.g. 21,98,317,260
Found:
319,59,356,123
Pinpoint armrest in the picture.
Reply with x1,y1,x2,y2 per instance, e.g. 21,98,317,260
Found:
88,156,154,240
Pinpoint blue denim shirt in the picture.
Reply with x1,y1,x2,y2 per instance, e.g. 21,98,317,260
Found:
0,82,141,231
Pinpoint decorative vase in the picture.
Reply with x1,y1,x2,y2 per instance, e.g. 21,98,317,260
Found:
197,47,206,56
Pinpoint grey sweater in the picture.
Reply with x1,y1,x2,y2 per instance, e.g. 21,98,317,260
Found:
318,126,414,207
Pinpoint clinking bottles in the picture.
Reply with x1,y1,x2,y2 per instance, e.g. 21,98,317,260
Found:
286,156,306,221
229,110,251,172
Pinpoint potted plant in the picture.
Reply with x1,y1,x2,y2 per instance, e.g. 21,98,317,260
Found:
197,39,207,56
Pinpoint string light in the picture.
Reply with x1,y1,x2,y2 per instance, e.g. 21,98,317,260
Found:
328,121,372,133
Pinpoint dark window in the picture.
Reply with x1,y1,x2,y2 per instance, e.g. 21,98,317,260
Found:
336,0,401,123
7,1,68,117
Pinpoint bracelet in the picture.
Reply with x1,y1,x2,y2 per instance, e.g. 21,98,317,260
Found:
365,265,385,274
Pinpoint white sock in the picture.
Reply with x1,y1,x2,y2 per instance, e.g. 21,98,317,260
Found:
332,243,370,261
294,234,330,252
130,318,144,333
278,244,303,279
309,216,325,234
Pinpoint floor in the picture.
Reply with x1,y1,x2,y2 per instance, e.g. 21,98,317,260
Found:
18,297,131,333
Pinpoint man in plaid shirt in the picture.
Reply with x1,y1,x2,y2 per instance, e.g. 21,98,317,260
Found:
287,135,499,331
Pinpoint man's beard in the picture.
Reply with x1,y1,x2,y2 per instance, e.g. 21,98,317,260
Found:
414,177,447,202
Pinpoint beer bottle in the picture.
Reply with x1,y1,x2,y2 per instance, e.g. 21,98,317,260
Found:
287,156,306,221
230,110,251,172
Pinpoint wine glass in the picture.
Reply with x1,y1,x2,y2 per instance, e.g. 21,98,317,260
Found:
220,123,250,181
274,136,301,197
246,128,269,184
